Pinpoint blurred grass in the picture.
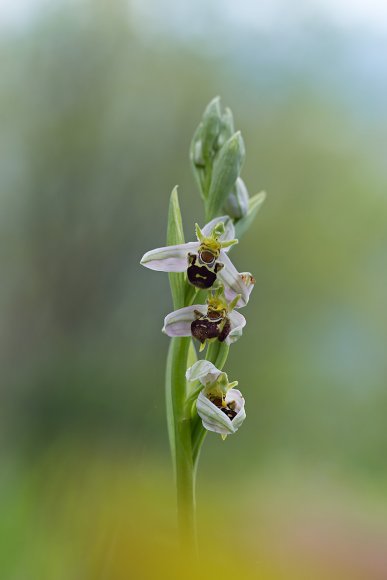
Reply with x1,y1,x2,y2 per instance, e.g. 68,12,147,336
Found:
1,443,387,579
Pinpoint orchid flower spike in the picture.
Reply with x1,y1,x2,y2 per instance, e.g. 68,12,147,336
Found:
186,360,246,437
140,216,253,307
162,285,246,350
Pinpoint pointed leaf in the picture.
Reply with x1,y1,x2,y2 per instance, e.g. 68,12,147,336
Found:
167,187,186,309
206,131,245,220
189,122,206,200
234,191,266,239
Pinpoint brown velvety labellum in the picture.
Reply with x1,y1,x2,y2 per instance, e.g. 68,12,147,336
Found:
191,315,231,343
187,264,217,289
209,396,237,421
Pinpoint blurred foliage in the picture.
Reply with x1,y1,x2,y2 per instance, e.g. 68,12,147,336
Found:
1,0,387,575
1,0,387,470
2,444,387,579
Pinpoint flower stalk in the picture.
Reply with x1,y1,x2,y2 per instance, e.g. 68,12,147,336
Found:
166,336,196,546
141,98,266,549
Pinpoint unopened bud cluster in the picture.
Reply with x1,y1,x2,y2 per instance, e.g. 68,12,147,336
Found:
190,97,265,236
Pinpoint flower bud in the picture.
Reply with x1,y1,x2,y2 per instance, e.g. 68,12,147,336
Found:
217,107,234,150
223,177,249,219
206,131,246,219
190,97,222,200
192,139,205,167
200,96,222,162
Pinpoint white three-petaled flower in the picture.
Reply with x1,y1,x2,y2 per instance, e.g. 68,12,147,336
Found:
186,360,246,436
140,216,254,307
162,286,246,347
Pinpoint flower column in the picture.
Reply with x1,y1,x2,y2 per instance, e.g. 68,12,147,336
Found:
140,97,266,547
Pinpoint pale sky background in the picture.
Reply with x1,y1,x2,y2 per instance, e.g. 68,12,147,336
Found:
1,0,387,33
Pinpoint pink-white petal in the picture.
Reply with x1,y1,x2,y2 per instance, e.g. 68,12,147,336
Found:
196,391,236,435
218,251,250,306
162,304,206,337
186,360,221,385
225,388,246,430
196,389,246,435
225,388,245,413
226,310,246,344
224,271,255,307
140,242,199,272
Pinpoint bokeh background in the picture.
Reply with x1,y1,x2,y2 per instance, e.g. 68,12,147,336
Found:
1,0,387,577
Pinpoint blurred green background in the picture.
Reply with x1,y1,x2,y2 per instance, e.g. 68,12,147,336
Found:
1,0,387,577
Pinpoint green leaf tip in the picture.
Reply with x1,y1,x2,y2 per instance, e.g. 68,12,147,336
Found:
167,186,186,309
203,95,221,114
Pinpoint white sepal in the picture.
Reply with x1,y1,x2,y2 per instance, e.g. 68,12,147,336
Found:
224,272,255,308
162,304,246,344
218,251,253,307
185,360,222,386
140,241,199,272
162,305,207,337
196,389,246,436
226,310,246,344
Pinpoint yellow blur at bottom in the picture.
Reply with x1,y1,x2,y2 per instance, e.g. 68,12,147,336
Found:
2,443,386,580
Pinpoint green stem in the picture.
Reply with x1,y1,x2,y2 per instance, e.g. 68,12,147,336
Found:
192,414,207,468
166,337,196,548
205,340,230,371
